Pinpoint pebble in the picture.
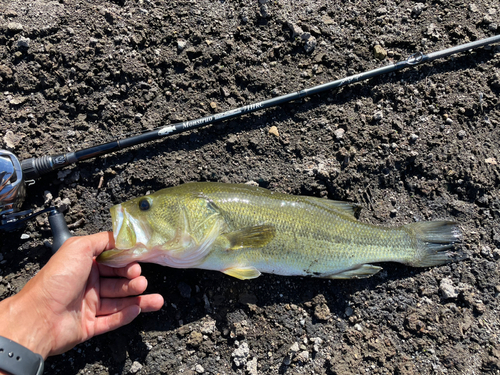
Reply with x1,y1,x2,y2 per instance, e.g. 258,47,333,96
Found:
412,3,425,17
246,357,258,375
7,22,24,32
440,278,458,299
314,303,331,321
268,126,279,137
345,306,354,317
457,130,466,139
469,4,479,12
177,40,187,51
195,364,205,373
260,4,270,18
210,102,217,109
17,37,30,48
304,36,317,53
445,117,453,124
3,131,26,149
232,341,250,367
373,45,387,60
287,22,303,38
409,133,419,143
245,181,259,187
21,234,30,240
334,128,345,139
200,319,216,334
295,351,309,362
129,361,143,374
373,111,384,121
354,323,363,331
289,342,300,353
44,191,53,205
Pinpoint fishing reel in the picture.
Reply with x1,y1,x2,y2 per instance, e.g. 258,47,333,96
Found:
0,150,72,252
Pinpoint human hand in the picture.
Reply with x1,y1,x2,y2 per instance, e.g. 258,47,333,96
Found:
0,232,164,359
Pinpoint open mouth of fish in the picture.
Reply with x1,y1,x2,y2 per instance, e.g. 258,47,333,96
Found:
111,204,151,250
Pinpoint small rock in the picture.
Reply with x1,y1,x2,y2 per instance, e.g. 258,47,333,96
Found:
260,4,270,18
210,102,217,110
17,37,30,48
246,357,258,375
7,22,24,32
469,3,479,12
304,36,317,53
334,128,345,139
373,45,387,60
440,278,458,299
485,157,497,165
195,364,205,373
457,130,466,139
177,40,187,51
314,303,331,321
345,306,354,317
268,126,279,137
354,323,363,331
232,342,250,367
129,361,143,374
187,331,203,347
412,3,425,17
9,96,27,106
373,111,384,121
244,181,259,187
409,133,419,143
44,191,53,205
287,22,304,38
200,319,216,334
445,117,453,124
21,233,30,240
289,342,300,353
295,351,309,362
57,169,72,180
3,131,26,149
322,14,335,25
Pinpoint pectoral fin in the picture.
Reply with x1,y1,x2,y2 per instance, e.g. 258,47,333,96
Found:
222,266,262,280
225,225,276,250
324,264,383,279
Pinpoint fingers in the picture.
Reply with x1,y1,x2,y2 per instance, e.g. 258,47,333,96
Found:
93,305,141,337
100,276,148,298
98,262,142,279
98,294,165,315
57,231,115,258
93,294,164,337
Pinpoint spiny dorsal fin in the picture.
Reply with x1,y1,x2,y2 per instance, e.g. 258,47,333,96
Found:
301,196,360,218
225,225,276,250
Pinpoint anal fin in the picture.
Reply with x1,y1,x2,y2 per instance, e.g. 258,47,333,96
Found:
225,225,276,250
222,266,262,280
323,264,383,279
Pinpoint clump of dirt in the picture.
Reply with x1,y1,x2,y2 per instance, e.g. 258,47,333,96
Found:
1,1,499,374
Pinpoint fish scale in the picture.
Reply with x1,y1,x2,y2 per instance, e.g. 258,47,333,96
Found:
97,182,463,280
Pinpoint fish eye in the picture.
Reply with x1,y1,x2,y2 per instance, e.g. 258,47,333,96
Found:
139,198,150,211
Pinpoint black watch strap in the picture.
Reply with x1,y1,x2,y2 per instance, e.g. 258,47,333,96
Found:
0,336,44,375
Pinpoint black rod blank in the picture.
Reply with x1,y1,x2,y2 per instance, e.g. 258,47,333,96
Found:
21,34,500,180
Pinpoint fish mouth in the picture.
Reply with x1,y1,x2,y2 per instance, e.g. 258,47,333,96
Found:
110,203,152,250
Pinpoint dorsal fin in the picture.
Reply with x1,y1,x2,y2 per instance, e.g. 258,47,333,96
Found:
301,196,360,218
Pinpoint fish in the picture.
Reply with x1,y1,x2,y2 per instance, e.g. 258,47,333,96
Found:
97,182,462,280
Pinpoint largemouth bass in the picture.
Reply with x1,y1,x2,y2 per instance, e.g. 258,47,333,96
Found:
97,182,462,280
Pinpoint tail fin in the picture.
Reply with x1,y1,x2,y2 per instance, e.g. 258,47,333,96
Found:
404,221,464,267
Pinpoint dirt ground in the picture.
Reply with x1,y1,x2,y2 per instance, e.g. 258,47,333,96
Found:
1,0,500,374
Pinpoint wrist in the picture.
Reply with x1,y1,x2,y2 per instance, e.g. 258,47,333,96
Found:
0,294,52,360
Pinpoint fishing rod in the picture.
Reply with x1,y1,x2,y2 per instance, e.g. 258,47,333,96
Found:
1,34,499,251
